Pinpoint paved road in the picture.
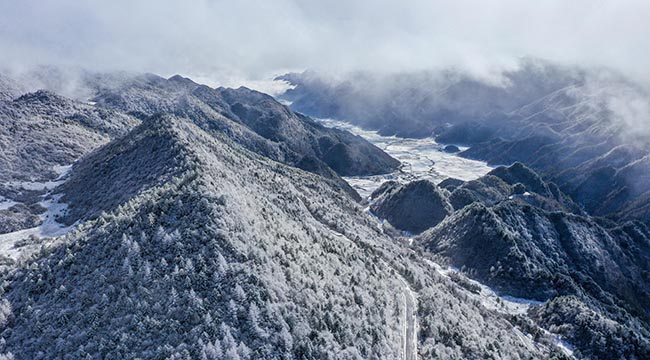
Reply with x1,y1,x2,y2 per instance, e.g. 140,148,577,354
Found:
399,278,418,360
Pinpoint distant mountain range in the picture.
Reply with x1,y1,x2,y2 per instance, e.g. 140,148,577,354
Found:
277,59,650,228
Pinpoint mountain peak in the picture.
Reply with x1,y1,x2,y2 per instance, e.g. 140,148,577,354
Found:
168,74,199,87
58,114,195,223
488,161,548,195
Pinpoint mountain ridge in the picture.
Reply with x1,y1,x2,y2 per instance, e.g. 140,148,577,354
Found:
0,114,562,359
277,62,650,226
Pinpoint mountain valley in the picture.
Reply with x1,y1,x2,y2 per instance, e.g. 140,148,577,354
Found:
0,66,648,359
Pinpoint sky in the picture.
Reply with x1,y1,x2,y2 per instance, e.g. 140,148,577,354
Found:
0,0,649,91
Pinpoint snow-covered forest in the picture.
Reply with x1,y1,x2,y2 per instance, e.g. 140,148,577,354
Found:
0,68,648,359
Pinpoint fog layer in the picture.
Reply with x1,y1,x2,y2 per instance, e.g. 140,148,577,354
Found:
1,0,649,86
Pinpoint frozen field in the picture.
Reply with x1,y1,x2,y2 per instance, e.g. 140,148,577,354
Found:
318,119,493,199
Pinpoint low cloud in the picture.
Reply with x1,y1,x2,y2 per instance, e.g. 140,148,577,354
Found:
0,0,649,87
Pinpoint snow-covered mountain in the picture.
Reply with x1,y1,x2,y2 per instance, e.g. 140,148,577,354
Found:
1,68,648,359
89,73,400,178
0,88,139,240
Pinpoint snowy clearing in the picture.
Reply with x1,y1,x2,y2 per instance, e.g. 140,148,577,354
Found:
0,164,75,263
423,259,543,316
5,164,72,192
0,196,18,210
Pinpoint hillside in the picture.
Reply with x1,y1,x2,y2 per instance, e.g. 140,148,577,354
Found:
0,89,138,184
0,88,139,235
411,164,650,358
370,180,453,234
0,115,562,359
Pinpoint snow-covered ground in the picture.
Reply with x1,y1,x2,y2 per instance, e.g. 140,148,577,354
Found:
0,165,75,264
423,258,575,357
5,164,72,192
423,259,542,316
317,119,493,199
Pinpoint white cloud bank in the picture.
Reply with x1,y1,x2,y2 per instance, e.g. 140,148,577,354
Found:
0,0,649,86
